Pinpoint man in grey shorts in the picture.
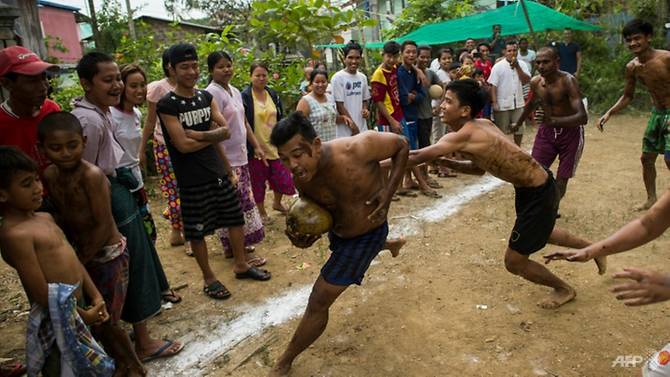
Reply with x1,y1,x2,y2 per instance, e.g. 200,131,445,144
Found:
488,40,531,146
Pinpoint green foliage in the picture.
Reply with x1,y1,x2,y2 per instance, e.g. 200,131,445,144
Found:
248,0,376,55
94,0,128,54
51,77,84,112
383,0,476,40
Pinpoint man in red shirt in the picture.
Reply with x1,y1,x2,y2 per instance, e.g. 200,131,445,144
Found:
0,46,60,171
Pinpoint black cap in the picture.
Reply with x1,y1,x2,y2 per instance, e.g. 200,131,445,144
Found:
169,43,198,67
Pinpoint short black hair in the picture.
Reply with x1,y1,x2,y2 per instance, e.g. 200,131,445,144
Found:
270,111,318,147
473,68,484,77
417,45,431,54
76,52,114,82
537,46,558,59
445,79,488,117
383,41,400,55
0,146,37,189
37,111,83,143
505,39,518,48
400,40,417,52
622,19,654,38
161,47,171,78
309,69,328,84
343,41,363,58
477,42,490,51
439,48,453,58
448,62,462,71
519,37,528,43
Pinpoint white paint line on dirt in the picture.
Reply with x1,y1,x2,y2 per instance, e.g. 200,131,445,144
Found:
152,285,312,376
150,174,504,376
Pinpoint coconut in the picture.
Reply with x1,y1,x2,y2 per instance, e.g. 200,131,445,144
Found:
286,197,333,236
429,84,444,100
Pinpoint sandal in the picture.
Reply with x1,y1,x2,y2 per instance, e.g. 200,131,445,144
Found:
247,256,267,267
184,242,193,257
437,171,458,178
421,190,442,199
161,289,182,304
396,188,418,197
235,266,272,281
203,280,232,300
427,178,443,189
140,339,184,363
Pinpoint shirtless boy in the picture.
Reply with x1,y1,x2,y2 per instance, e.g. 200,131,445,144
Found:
408,79,606,309
0,146,114,376
37,112,147,376
599,19,670,210
267,111,407,376
515,47,588,209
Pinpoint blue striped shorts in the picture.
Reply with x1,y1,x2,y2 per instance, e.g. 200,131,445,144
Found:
321,221,389,286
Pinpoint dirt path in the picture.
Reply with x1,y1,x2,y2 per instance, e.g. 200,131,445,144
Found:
2,114,669,376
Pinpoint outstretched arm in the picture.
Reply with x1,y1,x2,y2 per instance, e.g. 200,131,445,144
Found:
598,63,636,130
436,158,485,175
407,131,467,168
545,188,670,263
544,76,587,128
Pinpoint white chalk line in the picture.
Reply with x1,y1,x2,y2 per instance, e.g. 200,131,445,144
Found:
150,175,504,376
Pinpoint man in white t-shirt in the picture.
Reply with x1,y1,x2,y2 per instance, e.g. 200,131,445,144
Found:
517,38,536,72
331,41,371,138
488,40,531,146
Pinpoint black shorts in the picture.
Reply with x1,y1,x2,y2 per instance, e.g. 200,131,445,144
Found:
509,170,559,255
417,118,433,149
180,177,245,241
321,221,388,286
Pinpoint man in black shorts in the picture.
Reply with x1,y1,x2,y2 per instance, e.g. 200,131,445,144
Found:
404,79,607,309
157,44,271,300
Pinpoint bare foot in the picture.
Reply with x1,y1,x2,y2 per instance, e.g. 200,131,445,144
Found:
384,237,406,257
538,286,576,309
268,363,291,377
169,229,185,246
594,256,607,275
635,199,656,211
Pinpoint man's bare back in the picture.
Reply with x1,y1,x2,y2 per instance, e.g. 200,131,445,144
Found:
428,119,547,188
44,160,121,261
296,134,395,238
0,212,85,299
627,49,670,109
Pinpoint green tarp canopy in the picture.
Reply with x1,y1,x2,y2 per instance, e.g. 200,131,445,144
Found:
316,1,600,49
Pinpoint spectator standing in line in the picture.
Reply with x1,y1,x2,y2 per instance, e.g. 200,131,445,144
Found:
331,41,371,138
488,40,531,146
556,28,582,78
488,24,506,60
396,40,440,198
0,46,60,173
517,37,537,126
416,45,443,189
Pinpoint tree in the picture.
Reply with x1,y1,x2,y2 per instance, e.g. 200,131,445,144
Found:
383,0,476,40
248,0,376,56
164,0,252,29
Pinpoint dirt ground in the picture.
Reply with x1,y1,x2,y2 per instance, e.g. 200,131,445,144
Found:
2,114,670,376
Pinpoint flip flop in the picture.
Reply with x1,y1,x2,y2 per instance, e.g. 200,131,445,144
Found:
396,188,418,197
247,256,267,267
427,179,443,189
235,266,271,281
437,171,458,178
0,361,26,377
184,243,194,257
421,190,442,199
140,340,184,363
203,280,232,300
161,289,182,304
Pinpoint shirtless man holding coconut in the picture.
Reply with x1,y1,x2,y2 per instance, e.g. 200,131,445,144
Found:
267,111,407,376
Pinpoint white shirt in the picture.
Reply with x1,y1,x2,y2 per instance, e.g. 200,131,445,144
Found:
432,69,451,107
487,59,530,111
110,106,144,187
330,69,371,138
517,49,536,67
429,58,441,72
